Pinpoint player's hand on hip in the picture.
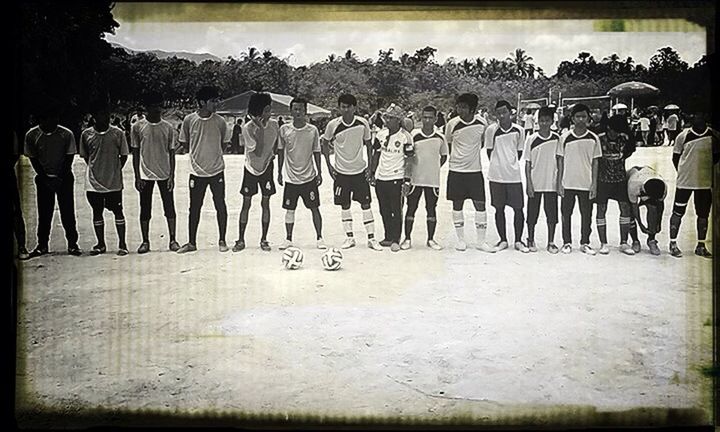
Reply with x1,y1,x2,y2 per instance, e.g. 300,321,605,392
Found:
277,173,284,186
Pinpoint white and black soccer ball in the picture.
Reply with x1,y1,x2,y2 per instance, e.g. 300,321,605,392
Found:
321,248,343,271
282,247,304,270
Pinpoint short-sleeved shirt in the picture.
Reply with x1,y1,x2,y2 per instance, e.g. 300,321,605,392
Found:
524,131,560,192
639,118,650,132
278,122,320,184
243,118,279,176
179,112,229,177
130,119,176,181
322,116,371,175
445,115,487,173
409,128,448,188
80,126,129,192
374,127,412,181
666,114,679,131
627,166,666,204
673,127,717,189
556,129,602,191
24,125,77,176
523,113,534,130
484,122,525,183
598,132,631,183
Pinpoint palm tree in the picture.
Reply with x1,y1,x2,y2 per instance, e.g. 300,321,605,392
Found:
460,59,474,75
507,48,534,78
486,58,504,80
241,47,260,61
344,49,358,62
474,57,487,78
327,53,338,63
602,53,621,73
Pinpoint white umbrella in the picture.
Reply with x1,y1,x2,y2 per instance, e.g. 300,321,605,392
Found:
612,103,628,110
664,104,680,110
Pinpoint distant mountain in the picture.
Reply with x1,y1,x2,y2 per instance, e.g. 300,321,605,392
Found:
110,42,223,63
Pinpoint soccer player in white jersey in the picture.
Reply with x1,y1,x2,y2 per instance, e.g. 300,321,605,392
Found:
235,93,279,252
402,106,448,250
370,104,413,252
176,86,231,254
444,93,495,252
277,97,326,250
668,110,718,258
131,91,179,254
627,166,666,255
524,106,560,253
80,100,130,256
485,100,528,252
556,103,602,255
321,93,382,251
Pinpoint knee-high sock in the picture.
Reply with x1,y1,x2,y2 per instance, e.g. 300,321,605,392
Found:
697,217,708,242
619,216,632,244
596,217,607,244
285,210,295,241
115,216,127,248
494,208,507,242
513,208,524,243
669,213,682,241
475,211,487,244
93,219,105,246
453,210,465,242
341,209,353,237
362,209,375,240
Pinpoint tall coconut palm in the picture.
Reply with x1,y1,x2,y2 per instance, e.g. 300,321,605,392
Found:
241,47,260,61
507,48,534,78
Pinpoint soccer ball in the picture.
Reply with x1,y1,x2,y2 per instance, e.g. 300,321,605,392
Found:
282,247,304,270
321,248,343,271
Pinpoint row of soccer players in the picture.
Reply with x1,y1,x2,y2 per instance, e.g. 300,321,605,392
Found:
16,87,717,259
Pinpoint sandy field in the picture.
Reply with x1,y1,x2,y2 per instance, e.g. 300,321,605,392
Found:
14,145,713,428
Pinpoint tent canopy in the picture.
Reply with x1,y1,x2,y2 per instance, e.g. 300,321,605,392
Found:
217,91,331,118
607,81,660,97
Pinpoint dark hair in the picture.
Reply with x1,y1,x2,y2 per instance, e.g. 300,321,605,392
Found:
88,98,110,115
196,86,220,102
248,92,272,117
644,178,666,200
495,100,513,111
538,106,555,119
35,97,62,120
456,93,478,112
435,112,446,127
422,105,438,115
571,103,590,116
607,115,629,134
338,93,357,107
290,97,308,110
143,90,164,107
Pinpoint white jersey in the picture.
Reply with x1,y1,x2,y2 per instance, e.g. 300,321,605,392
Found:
374,128,412,181
444,115,487,172
627,166,666,203
322,116,371,175
484,122,525,183
524,131,560,192
673,127,717,189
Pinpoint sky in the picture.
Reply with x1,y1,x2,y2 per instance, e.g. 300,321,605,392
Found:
107,19,707,73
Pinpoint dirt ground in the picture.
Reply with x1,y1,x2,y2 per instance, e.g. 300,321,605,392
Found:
14,145,713,427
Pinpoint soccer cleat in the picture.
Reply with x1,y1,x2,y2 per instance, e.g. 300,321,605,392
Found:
619,243,636,256
341,237,356,249
137,242,150,254
390,242,401,252
631,240,642,254
427,239,443,250
68,245,83,256
527,240,538,253
316,238,328,250
598,243,610,255
367,238,383,251
580,244,597,256
455,240,467,251
379,239,393,247
495,240,509,251
477,242,497,253
89,244,106,256
260,240,271,252
18,247,30,261
514,241,530,253
278,239,293,250
400,239,412,250
218,240,229,252
169,240,181,252
232,240,245,252
28,246,49,259
647,240,661,256
547,243,559,254
694,244,712,258
176,243,197,254
669,242,682,257
117,247,129,256
561,243,572,254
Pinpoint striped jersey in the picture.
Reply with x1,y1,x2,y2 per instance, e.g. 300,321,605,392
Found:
484,122,525,183
673,127,718,189
445,115,487,172
556,129,602,191
524,131,560,192
322,116,371,175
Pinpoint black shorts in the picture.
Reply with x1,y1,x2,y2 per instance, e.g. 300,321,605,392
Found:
406,185,440,209
241,162,276,197
333,172,371,207
446,171,485,202
283,180,320,210
674,188,712,218
489,181,524,209
87,191,123,213
596,180,629,204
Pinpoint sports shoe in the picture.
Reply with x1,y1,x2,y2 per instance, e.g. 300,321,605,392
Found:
18,247,30,260
547,243,559,254
367,238,383,251
117,247,129,256
390,242,401,252
427,239,443,250
169,240,181,252
561,243,572,254
176,243,197,254
598,243,610,255
317,238,328,250
495,240,509,251
137,242,150,254
527,240,538,253
260,240,271,251
400,239,412,250
232,240,245,252
580,244,597,256
455,240,467,251
695,244,712,258
89,244,106,256
647,240,661,256
218,240,229,252
514,241,530,253
669,242,682,257
341,237,356,249
631,240,642,254
476,242,496,253
379,239,393,247
68,245,83,256
278,239,293,250
619,243,636,256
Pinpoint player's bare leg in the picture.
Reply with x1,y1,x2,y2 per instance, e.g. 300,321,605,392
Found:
280,210,294,250
311,207,326,249
234,196,252,252
260,195,271,251
362,202,382,251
